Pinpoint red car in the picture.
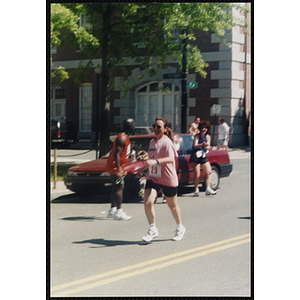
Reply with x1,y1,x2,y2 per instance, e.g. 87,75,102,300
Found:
64,134,232,200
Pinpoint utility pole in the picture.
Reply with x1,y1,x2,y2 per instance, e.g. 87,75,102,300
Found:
95,65,101,159
181,27,188,133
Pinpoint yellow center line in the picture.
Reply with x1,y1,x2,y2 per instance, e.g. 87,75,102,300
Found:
55,237,250,296
51,233,249,293
51,233,250,295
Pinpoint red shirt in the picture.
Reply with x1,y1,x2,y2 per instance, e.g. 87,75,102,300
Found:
106,133,131,175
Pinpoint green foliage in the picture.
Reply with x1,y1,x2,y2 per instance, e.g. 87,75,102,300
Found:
51,164,76,182
51,3,248,88
173,44,209,78
51,66,69,84
70,60,94,86
51,3,99,48
51,3,99,81
50,2,249,154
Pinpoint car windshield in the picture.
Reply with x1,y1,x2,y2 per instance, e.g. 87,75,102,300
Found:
175,134,194,155
133,127,154,135
101,135,194,159
130,137,153,152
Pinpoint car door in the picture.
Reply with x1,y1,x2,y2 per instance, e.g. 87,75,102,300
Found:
176,135,194,185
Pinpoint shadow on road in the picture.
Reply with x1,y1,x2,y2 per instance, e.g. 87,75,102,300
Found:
51,193,111,204
51,186,197,204
60,216,109,221
72,238,171,247
51,193,144,204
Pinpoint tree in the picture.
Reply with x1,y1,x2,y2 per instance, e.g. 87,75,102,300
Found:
51,3,99,83
51,3,246,156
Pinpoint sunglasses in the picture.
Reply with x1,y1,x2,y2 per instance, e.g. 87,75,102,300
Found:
153,124,162,129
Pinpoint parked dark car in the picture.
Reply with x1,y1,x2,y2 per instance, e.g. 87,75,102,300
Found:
64,134,232,200
51,119,78,148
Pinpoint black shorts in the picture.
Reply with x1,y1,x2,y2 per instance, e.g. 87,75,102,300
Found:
189,152,208,165
145,180,178,197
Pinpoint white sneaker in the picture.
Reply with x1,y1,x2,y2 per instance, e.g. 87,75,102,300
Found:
193,191,199,197
142,228,159,242
113,210,131,221
107,207,117,218
205,187,217,195
172,226,186,241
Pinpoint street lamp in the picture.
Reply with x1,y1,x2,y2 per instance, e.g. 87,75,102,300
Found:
95,64,101,159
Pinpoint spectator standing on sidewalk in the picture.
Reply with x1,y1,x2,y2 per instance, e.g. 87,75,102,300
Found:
189,117,201,135
217,118,230,150
137,117,186,242
106,118,135,221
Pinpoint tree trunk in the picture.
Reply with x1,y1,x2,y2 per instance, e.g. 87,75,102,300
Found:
99,6,113,158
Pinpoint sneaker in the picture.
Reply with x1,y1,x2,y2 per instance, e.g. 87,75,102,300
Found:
205,187,217,195
113,210,132,221
193,191,199,197
107,207,117,218
142,228,159,242
172,226,186,241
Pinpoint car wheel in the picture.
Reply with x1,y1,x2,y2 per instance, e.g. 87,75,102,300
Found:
210,165,220,190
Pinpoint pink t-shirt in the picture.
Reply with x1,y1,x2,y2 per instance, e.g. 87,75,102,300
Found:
146,135,178,187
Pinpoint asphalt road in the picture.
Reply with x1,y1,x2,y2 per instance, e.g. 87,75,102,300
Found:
50,155,251,297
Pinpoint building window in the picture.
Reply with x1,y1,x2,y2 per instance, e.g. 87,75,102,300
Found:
55,103,62,116
51,46,57,54
164,19,180,44
170,26,180,44
55,88,66,99
135,81,181,132
130,6,147,49
79,84,92,132
78,14,92,51
51,87,66,121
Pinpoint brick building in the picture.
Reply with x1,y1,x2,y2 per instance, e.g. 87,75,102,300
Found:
51,4,251,146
